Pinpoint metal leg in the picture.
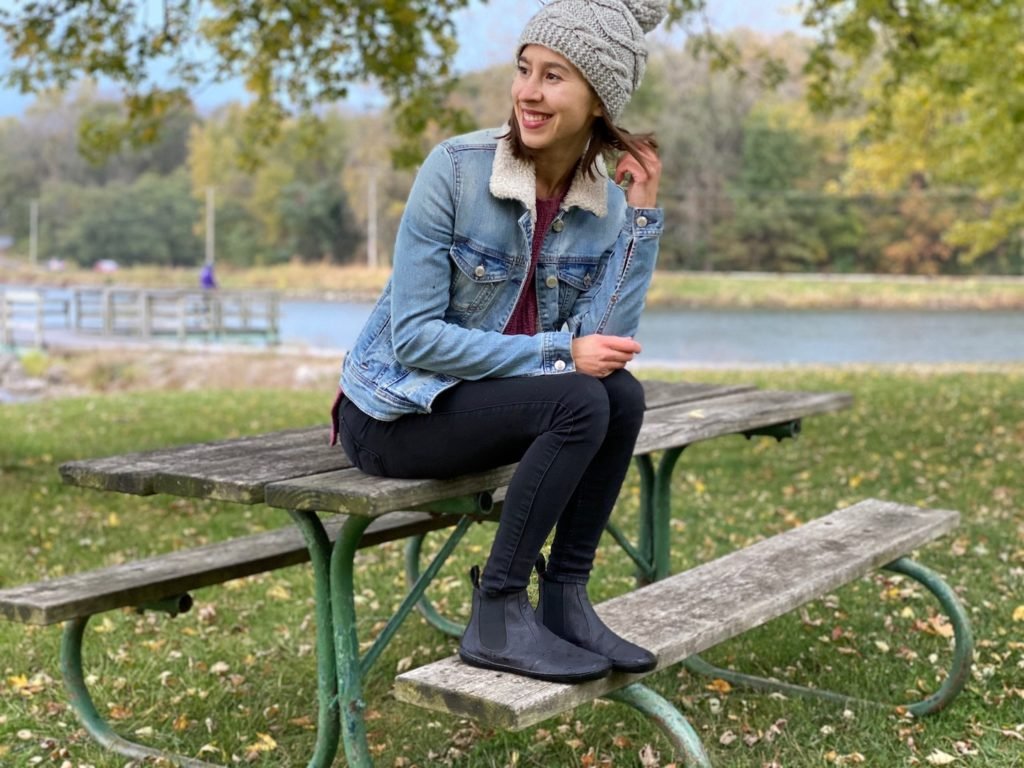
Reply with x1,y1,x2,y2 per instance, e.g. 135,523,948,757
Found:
605,683,712,767
633,454,657,585
364,516,475,663
883,557,974,715
288,510,343,767
681,556,974,716
329,514,374,768
652,447,685,581
60,616,221,767
404,532,468,639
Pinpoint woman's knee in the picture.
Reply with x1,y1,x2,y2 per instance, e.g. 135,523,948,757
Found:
602,369,646,431
550,373,610,437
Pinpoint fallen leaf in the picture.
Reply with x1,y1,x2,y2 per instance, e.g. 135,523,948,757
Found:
925,750,957,765
266,584,291,601
639,744,661,768
706,678,732,694
1012,605,1024,622
719,730,737,746
244,732,278,757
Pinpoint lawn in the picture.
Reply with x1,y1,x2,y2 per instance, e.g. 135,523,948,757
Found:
0,367,1022,767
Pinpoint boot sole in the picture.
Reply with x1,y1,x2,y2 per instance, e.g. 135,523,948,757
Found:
611,658,658,674
458,649,611,684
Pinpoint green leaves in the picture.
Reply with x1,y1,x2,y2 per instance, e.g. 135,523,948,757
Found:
2,0,475,166
806,1,1024,254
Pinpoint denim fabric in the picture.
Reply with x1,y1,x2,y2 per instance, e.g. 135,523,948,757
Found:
340,127,663,421
339,369,646,593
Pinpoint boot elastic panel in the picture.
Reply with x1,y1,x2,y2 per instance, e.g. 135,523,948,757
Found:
538,578,657,674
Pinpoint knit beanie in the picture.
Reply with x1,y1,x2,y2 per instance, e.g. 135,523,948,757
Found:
517,0,668,121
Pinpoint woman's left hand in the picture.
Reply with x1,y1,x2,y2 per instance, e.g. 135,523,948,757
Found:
615,141,661,209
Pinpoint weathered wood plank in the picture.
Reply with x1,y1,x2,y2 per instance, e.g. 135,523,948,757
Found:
393,499,958,730
57,381,758,500
150,438,351,503
640,380,756,410
265,466,518,517
265,389,852,516
0,509,496,626
59,427,341,499
633,389,853,455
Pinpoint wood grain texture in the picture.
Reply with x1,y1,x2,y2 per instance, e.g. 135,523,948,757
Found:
263,389,852,515
393,499,958,730
59,427,345,502
56,381,764,503
0,510,493,625
633,389,853,455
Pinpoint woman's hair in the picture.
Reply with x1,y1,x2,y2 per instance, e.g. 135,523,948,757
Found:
501,105,658,183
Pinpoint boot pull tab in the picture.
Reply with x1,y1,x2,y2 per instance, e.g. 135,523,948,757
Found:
469,565,481,589
534,553,547,579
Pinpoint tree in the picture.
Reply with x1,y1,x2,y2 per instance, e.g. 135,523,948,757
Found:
0,1,713,167
802,1,1024,258
41,171,202,267
0,0,484,166
188,104,364,265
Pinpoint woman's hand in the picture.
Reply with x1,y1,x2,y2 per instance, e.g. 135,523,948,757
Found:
571,334,641,378
615,141,661,209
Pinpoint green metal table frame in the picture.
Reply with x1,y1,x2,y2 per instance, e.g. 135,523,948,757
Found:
56,420,973,767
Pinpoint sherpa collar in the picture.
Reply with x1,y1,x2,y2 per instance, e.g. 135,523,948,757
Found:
489,132,609,223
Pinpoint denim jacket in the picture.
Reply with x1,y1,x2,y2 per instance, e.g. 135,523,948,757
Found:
341,127,663,421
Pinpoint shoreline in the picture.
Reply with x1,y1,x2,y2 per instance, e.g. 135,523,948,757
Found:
3,344,1022,405
4,264,1024,311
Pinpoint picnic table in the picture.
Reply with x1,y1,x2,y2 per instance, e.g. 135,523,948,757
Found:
0,378,973,767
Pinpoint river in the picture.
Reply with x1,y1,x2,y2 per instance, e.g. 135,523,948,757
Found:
280,301,1024,365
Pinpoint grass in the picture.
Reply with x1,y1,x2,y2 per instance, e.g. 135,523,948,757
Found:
7,258,1024,310
0,368,1022,766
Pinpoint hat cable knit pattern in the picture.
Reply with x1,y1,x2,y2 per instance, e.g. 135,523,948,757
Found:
517,0,667,120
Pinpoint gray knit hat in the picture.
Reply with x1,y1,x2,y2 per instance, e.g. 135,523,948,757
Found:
518,0,667,121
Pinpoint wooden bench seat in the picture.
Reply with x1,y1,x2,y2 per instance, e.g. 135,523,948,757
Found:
0,509,497,626
394,499,960,730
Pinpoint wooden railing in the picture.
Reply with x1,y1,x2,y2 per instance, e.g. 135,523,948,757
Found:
1,287,280,348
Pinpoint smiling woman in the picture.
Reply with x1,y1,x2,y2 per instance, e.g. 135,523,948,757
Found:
333,0,671,686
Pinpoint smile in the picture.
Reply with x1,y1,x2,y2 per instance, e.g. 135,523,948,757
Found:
520,109,552,129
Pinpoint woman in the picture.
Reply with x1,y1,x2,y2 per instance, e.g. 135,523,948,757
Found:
333,0,667,683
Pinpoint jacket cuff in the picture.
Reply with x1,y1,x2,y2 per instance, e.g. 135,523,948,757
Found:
543,331,576,373
626,207,663,238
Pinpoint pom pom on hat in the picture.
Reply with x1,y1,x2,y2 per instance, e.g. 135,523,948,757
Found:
518,0,668,120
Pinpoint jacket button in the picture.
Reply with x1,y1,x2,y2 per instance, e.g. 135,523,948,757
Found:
545,275,558,288
474,265,486,278
553,359,566,372
635,215,649,228
551,219,564,232
583,273,592,288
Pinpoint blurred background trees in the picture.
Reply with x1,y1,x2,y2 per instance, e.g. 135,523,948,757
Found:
1,1,1021,275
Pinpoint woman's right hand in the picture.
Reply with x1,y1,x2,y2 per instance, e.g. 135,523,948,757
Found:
571,335,641,378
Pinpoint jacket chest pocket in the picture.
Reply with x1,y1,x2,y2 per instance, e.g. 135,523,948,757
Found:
449,239,513,315
556,256,605,316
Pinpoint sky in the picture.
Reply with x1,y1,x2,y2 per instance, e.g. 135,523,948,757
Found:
0,0,806,117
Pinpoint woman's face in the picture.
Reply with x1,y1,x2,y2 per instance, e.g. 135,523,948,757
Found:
511,45,602,160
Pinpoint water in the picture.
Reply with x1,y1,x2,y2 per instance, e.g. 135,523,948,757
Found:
278,301,1024,365
3,284,1020,364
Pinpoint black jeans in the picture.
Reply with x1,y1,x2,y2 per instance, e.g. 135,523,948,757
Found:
339,370,646,595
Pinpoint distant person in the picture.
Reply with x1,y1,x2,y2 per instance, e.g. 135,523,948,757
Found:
200,263,218,290
332,0,666,684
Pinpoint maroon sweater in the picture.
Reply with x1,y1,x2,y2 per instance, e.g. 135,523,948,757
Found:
504,195,564,336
